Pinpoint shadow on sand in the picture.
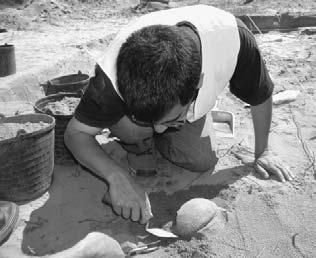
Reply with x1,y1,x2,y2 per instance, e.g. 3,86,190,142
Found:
21,162,250,256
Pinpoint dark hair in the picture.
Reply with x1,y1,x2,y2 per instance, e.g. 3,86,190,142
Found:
117,24,201,123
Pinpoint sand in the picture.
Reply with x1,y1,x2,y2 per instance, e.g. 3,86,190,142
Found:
0,0,315,257
0,121,50,140
42,96,80,115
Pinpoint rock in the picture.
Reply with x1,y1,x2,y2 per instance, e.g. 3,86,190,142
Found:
76,232,125,258
174,198,219,238
196,208,228,239
146,2,169,11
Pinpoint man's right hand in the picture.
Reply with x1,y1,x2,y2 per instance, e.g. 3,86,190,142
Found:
64,117,153,224
107,172,152,224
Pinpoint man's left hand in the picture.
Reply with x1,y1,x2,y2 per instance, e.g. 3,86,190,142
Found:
255,149,294,182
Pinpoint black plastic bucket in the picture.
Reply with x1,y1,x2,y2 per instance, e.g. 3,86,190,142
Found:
0,113,55,202
0,44,16,77
34,93,81,164
44,71,89,95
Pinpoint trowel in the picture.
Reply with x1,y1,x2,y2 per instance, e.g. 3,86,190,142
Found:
102,192,178,238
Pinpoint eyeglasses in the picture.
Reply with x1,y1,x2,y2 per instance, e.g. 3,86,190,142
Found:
129,103,190,129
130,114,187,129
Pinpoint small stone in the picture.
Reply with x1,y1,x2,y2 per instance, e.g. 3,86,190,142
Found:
174,198,219,238
146,2,169,11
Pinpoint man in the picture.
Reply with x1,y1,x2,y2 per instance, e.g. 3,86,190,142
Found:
64,5,293,224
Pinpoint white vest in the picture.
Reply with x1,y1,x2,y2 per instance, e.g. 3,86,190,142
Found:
95,5,240,122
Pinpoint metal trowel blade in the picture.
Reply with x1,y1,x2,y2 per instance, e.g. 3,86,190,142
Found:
145,227,178,238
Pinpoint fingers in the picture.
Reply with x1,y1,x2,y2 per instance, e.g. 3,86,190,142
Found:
113,202,145,223
272,166,286,182
131,205,141,222
254,151,294,182
256,160,285,182
254,163,269,179
276,164,294,181
112,205,122,216
122,206,131,219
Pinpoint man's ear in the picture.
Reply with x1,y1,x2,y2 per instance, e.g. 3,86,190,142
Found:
197,73,204,89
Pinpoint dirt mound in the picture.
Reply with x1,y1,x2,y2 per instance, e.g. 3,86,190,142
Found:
0,0,86,30
42,96,80,115
0,121,49,140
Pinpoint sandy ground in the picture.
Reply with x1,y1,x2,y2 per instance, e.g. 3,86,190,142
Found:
0,0,315,257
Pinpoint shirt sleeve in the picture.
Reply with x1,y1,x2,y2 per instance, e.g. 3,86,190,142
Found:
229,20,274,106
74,64,126,128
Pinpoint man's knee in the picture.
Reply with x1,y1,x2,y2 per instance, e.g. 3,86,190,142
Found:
156,137,218,173
186,153,218,173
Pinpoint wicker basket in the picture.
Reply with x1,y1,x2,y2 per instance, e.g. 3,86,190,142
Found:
34,93,80,164
0,113,55,202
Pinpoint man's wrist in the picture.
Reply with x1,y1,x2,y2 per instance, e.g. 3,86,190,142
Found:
106,166,130,185
254,147,269,159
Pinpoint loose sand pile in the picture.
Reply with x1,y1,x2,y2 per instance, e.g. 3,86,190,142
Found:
0,121,49,140
42,96,80,115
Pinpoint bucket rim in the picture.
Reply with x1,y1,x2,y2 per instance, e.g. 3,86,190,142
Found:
49,73,89,86
0,44,14,48
0,113,55,145
34,92,81,118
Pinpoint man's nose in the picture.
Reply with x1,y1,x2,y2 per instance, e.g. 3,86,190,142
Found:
154,124,168,133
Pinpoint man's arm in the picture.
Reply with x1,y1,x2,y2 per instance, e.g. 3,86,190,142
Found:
64,117,152,223
250,96,293,182
251,96,272,158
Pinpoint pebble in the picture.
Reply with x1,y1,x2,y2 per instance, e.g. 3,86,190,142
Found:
146,2,169,11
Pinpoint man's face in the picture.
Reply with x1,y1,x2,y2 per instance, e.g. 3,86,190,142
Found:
153,103,190,133
130,102,190,133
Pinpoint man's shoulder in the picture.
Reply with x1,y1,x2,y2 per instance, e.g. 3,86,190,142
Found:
87,65,122,105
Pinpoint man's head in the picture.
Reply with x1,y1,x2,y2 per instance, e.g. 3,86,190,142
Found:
117,24,201,125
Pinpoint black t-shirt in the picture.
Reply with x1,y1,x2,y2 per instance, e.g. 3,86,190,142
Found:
75,19,274,128
229,18,274,105
75,65,125,128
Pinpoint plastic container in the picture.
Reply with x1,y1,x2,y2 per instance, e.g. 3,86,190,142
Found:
0,44,16,77
34,93,80,164
0,113,55,202
44,71,89,95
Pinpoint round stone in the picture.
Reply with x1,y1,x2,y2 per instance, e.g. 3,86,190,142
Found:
174,198,219,238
